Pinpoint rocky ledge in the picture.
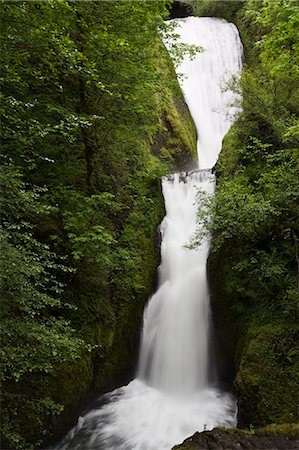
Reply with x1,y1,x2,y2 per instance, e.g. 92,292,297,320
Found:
172,426,299,450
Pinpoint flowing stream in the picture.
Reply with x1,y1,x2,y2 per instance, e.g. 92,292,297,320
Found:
54,17,243,450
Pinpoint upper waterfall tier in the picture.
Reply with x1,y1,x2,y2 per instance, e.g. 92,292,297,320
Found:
172,17,243,169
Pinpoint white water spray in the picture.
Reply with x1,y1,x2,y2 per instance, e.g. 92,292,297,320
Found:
55,17,243,450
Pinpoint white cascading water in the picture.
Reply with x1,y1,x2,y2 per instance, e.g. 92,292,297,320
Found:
137,170,213,396
54,17,243,450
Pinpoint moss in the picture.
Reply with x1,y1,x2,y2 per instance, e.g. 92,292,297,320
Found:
49,354,94,407
234,322,299,427
164,94,197,165
215,123,241,178
260,423,299,436
150,46,197,171
208,248,250,367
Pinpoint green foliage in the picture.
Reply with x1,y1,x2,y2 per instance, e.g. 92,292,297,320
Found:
202,0,299,314
2,318,85,381
190,0,299,427
0,165,69,321
62,192,118,263
1,393,64,450
184,0,245,22
194,146,299,308
0,165,89,449
247,0,299,79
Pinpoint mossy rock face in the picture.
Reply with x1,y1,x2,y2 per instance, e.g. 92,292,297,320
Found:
209,247,299,427
151,93,197,171
207,249,250,380
157,95,198,171
235,323,299,427
50,354,94,407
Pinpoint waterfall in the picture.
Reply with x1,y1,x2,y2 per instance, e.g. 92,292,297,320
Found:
175,17,242,169
137,170,213,396
54,17,243,450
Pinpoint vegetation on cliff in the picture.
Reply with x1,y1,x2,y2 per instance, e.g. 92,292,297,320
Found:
189,0,299,429
0,1,197,448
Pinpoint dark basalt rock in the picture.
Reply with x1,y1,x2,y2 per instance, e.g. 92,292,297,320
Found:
172,427,299,450
168,1,191,19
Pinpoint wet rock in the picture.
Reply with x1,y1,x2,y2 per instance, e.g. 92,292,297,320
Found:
172,426,299,450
